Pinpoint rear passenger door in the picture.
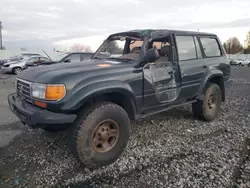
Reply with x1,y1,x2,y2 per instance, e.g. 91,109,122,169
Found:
175,35,206,98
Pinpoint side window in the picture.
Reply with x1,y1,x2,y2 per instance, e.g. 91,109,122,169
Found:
194,37,202,58
40,57,49,62
176,36,197,61
151,39,171,61
67,54,80,62
130,40,143,52
200,37,222,57
105,40,125,57
80,54,92,61
26,57,39,63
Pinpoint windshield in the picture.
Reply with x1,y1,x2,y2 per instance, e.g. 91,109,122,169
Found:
94,35,144,61
18,56,30,62
7,54,22,61
52,53,69,61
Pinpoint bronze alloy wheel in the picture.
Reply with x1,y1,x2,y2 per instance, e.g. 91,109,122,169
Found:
92,119,120,153
207,93,216,110
192,83,222,122
70,102,130,168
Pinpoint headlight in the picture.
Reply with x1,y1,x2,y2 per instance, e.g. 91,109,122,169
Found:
31,83,66,101
32,84,46,99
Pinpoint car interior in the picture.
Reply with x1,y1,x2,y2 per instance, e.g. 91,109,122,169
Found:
148,36,172,63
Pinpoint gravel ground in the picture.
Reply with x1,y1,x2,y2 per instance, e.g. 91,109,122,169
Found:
0,67,250,188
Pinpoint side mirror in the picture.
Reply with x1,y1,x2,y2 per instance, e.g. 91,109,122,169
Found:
64,59,71,63
142,47,160,64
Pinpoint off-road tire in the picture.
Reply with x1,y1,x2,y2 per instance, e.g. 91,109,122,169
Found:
69,102,130,168
192,83,222,122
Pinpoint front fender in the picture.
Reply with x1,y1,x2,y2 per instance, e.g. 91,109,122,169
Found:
61,80,137,113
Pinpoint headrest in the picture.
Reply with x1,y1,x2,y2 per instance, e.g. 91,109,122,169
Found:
131,46,141,53
159,45,170,56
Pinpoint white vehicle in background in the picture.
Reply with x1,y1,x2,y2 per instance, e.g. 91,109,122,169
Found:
1,56,49,74
235,59,250,66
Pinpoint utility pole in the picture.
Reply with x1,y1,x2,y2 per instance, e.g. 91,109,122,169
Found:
0,21,2,50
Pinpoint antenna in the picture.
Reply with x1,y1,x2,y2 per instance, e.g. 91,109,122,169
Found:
41,49,52,60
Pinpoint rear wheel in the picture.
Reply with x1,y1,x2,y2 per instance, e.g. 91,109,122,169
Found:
69,102,130,168
12,67,22,75
192,83,222,121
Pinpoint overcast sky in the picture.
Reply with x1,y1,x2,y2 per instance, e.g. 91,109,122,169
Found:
1,0,250,52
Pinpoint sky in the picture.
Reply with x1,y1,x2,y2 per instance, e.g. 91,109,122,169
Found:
0,0,250,53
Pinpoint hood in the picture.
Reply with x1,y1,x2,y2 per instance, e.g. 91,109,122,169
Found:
3,60,20,65
18,58,136,84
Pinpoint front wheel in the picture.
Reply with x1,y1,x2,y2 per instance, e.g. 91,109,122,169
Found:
69,102,130,168
192,83,222,121
12,67,22,75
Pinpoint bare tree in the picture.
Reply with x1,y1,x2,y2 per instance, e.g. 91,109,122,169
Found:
223,37,243,54
70,43,92,52
244,30,250,54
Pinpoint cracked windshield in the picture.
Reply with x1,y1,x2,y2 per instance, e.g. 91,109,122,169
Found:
0,0,250,188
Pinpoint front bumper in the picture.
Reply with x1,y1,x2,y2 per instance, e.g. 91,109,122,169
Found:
8,93,77,128
1,66,12,73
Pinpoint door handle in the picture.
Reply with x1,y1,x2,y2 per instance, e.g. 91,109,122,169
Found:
202,65,208,68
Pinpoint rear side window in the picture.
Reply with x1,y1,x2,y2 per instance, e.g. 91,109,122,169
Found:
176,36,197,61
200,37,222,57
40,57,49,62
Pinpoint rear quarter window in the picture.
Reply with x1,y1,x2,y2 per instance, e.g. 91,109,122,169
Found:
200,37,222,57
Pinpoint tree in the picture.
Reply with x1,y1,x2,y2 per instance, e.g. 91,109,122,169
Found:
70,43,92,52
244,30,250,54
223,37,243,54
105,41,123,54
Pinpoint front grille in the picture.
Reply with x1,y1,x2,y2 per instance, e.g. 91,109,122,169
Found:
3,64,10,67
17,79,32,103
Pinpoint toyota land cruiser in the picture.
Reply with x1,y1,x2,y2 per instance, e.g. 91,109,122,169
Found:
8,29,232,168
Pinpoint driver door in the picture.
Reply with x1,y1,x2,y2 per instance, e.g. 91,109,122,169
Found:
143,41,181,108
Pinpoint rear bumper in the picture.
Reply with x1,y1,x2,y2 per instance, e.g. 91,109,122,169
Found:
8,93,77,128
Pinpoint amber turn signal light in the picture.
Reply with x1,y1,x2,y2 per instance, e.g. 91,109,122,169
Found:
45,85,66,100
34,101,47,108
